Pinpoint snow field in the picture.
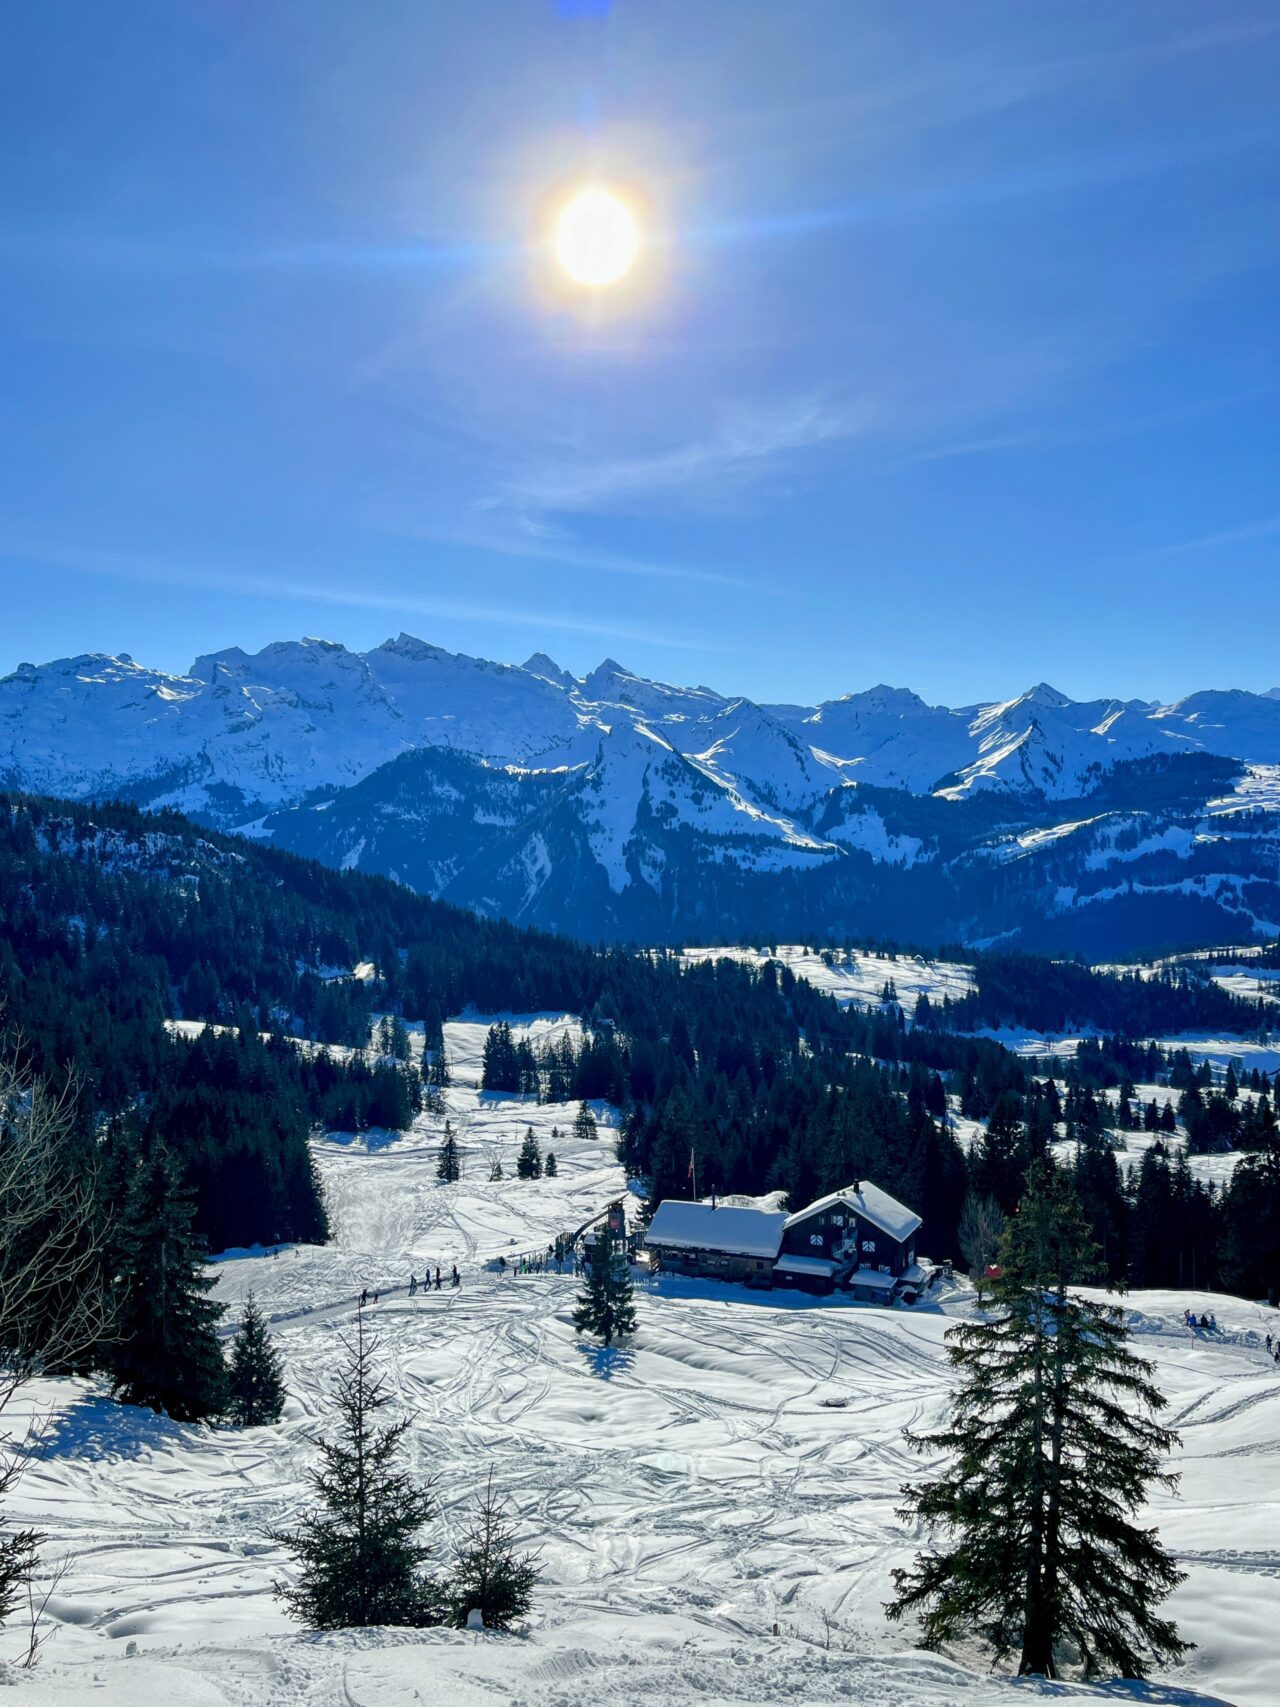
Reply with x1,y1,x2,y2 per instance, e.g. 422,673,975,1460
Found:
3,1016,1278,1704
680,944,976,1016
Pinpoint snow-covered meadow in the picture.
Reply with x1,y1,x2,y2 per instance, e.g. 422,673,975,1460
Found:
680,944,976,1015
3,1016,1279,1706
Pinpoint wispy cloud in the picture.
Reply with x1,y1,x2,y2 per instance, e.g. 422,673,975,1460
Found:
495,394,872,515
891,387,1277,472
1119,516,1280,564
0,541,718,654
404,521,752,590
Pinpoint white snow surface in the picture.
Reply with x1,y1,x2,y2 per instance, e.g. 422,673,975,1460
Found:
3,1015,1278,1705
681,943,976,1015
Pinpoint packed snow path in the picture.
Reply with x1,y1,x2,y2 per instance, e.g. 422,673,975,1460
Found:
5,1017,1279,1706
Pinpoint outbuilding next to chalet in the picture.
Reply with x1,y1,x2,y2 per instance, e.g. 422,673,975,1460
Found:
643,1201,785,1287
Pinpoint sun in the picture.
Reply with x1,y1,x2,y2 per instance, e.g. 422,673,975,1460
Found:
553,185,640,288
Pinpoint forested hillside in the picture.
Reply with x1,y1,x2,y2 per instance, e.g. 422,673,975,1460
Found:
2,791,1277,1303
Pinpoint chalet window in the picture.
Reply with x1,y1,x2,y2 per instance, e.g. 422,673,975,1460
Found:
878,1264,890,1273
832,1214,844,1226
861,1239,875,1253
809,1234,823,1247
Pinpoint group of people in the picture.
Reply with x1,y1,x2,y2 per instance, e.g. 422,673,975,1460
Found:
358,1265,459,1309
1184,1309,1217,1332
497,1249,579,1277
1181,1310,1280,1367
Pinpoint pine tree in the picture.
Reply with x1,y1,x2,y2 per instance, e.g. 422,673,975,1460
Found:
227,1294,286,1427
571,1230,636,1347
271,1314,444,1628
447,1466,540,1630
544,1151,558,1178
516,1128,542,1179
110,1142,228,1422
436,1121,461,1184
572,1101,598,1144
888,1161,1190,1680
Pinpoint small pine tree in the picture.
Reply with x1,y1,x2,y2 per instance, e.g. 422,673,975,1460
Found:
572,1101,598,1143
0,1522,38,1632
436,1121,461,1184
887,1161,1190,1680
571,1230,636,1347
110,1142,228,1422
516,1128,542,1179
544,1151,558,1178
271,1314,444,1629
448,1467,540,1631
227,1294,286,1427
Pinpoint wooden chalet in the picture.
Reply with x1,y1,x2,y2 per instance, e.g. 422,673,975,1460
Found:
776,1179,922,1297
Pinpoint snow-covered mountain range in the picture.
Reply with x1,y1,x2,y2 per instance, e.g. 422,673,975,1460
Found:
3,636,1278,953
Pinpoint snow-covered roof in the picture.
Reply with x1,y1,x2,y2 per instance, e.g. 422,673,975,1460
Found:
784,1180,921,1244
846,1268,898,1291
645,1201,786,1259
773,1254,837,1277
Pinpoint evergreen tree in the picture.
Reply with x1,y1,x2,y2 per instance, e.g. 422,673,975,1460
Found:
888,1161,1190,1680
571,1231,636,1347
516,1128,542,1180
110,1142,228,1421
227,1294,286,1427
543,1151,558,1178
436,1122,461,1184
572,1101,598,1143
1221,1142,1280,1305
447,1466,540,1630
271,1314,444,1628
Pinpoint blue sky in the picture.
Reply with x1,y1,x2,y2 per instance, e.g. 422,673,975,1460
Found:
2,0,1277,705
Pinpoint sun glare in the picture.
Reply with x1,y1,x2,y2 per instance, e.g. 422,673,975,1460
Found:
553,185,640,288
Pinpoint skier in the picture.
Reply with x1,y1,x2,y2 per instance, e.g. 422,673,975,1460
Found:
359,1286,368,1308
409,1273,417,1297
451,1264,460,1288
435,1266,442,1290
372,1290,379,1305
1188,1312,1198,1330
1266,1333,1273,1355
1207,1312,1216,1333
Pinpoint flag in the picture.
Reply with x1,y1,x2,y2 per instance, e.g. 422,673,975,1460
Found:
687,1146,695,1181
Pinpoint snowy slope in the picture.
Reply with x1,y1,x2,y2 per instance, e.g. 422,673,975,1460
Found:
3,1011,1276,1706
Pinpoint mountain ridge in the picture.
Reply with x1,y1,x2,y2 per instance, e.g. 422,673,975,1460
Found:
2,635,1277,955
